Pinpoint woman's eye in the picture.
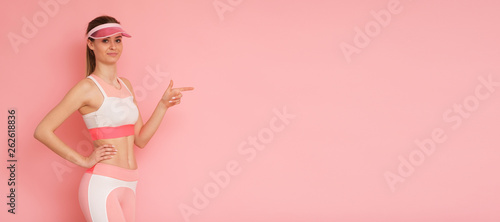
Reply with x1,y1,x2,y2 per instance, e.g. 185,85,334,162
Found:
116,39,121,43
102,39,109,43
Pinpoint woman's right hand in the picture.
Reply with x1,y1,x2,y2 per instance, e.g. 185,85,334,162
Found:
81,144,117,168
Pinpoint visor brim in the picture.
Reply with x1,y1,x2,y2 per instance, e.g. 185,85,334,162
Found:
87,25,132,39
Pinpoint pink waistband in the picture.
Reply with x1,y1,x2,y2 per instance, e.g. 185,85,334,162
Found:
88,124,135,141
85,163,139,181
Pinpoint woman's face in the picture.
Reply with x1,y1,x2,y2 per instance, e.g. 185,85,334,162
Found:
87,33,123,65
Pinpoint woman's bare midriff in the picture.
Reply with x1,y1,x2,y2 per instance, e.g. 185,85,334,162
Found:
93,135,137,170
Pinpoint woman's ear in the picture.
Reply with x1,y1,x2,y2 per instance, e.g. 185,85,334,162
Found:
87,39,95,51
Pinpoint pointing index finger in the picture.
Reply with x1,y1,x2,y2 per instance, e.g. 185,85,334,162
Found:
175,87,195,92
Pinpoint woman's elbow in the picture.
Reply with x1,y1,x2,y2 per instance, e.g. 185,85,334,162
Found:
33,125,43,141
134,138,146,149
33,125,51,142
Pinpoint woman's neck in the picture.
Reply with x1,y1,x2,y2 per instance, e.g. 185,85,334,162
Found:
93,62,118,82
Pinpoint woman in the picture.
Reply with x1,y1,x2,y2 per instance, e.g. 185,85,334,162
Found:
33,15,194,221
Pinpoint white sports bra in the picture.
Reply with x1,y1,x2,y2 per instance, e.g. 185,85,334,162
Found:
82,74,139,140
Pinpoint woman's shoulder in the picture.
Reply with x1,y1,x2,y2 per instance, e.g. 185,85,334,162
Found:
64,76,98,98
75,76,95,90
53,76,97,106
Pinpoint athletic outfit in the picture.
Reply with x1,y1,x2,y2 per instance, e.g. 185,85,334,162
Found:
79,74,139,222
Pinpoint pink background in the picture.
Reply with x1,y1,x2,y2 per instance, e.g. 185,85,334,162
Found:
2,0,500,221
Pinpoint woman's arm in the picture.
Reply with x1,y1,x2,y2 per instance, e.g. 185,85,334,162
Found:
121,77,194,148
33,79,116,168
134,99,169,148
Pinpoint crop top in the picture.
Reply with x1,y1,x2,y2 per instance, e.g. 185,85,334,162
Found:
82,74,139,141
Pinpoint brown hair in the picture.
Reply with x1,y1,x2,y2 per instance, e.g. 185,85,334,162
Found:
85,15,121,77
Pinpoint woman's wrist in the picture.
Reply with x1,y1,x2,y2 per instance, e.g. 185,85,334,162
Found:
158,100,170,110
74,154,89,168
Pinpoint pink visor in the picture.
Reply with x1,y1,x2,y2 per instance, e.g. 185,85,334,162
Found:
87,23,131,39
